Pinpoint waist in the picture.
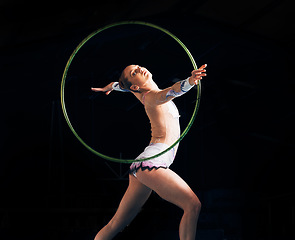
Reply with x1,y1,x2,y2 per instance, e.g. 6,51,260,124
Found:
150,132,180,145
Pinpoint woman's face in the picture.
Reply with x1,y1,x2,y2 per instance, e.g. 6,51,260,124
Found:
123,65,152,87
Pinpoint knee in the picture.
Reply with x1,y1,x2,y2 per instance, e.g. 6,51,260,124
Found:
186,196,201,216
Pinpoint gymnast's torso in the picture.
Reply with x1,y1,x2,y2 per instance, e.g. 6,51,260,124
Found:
133,91,181,146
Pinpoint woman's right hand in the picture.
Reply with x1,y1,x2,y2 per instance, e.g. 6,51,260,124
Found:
91,82,114,95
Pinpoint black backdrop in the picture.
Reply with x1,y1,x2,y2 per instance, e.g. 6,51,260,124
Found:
1,1,294,239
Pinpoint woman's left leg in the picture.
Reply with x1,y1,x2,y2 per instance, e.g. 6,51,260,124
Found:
136,168,201,240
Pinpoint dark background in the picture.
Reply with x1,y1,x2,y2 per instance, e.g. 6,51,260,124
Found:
1,0,294,239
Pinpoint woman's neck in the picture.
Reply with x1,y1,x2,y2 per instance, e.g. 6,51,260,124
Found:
140,78,159,92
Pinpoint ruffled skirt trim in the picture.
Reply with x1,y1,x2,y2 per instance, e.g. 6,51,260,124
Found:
129,163,168,175
129,143,177,177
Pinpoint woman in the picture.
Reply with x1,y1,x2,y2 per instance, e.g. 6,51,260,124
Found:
91,64,207,240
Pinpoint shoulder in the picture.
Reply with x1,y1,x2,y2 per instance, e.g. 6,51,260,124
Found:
144,87,176,105
131,91,154,105
142,90,157,103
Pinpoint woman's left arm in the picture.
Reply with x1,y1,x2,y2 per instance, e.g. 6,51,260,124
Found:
153,64,207,104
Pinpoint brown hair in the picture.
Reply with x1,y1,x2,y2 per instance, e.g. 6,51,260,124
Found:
118,72,132,90
118,70,140,93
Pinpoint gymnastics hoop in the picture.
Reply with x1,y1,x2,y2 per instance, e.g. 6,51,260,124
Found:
61,21,201,163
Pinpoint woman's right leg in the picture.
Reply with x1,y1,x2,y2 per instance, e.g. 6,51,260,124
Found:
94,174,152,240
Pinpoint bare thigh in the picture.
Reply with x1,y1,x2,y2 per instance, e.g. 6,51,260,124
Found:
136,168,199,211
108,174,152,230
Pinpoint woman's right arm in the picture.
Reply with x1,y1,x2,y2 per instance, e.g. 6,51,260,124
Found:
91,82,130,95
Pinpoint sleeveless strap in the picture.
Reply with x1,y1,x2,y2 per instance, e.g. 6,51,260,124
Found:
142,91,150,105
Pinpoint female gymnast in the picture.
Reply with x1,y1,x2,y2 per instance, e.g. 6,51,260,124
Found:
91,64,207,240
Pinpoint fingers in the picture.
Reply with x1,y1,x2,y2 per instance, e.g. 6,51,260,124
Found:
91,87,113,95
191,67,206,74
199,64,207,70
191,64,207,80
194,79,200,85
191,71,206,78
194,73,206,77
91,87,103,92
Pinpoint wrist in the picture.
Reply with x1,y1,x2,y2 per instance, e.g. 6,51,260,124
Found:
180,77,194,92
112,82,129,92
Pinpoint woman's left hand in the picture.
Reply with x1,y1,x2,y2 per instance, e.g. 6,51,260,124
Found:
189,64,207,85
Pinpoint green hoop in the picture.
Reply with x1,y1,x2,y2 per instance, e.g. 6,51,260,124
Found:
61,21,201,163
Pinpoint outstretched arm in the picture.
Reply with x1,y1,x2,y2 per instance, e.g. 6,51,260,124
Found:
152,64,207,104
91,82,130,95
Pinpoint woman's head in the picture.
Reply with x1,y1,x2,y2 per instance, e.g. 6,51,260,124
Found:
119,65,153,92
118,70,132,91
